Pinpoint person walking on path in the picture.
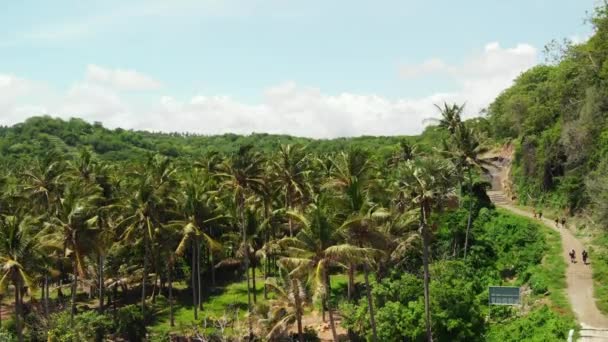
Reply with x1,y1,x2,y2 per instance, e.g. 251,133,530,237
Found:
569,249,576,263
582,250,589,265
538,210,543,220
533,209,537,219
561,217,566,228
555,217,559,228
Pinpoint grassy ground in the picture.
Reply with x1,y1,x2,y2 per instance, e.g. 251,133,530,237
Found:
591,233,608,314
149,270,367,338
149,276,268,338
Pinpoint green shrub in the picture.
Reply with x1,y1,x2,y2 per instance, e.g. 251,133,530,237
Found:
48,311,112,342
529,270,549,295
0,327,17,342
115,304,147,341
486,306,575,341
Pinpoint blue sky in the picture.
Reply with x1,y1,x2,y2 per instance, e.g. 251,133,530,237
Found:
0,0,596,137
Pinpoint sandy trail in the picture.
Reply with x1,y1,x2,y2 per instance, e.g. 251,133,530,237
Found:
488,155,608,329
496,201,608,328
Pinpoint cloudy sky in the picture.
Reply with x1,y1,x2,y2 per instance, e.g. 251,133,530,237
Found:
0,0,595,138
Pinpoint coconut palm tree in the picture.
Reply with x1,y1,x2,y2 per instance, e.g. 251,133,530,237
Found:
216,145,266,336
279,198,375,342
262,271,308,342
21,151,66,216
325,149,372,301
171,172,223,319
0,213,43,342
42,182,102,322
433,102,464,135
395,157,456,342
119,154,177,312
448,126,493,259
273,144,311,237
338,206,388,342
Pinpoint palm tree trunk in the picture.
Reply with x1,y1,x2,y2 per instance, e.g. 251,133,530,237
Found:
169,261,174,327
43,274,49,317
99,254,104,313
292,278,304,342
364,266,378,342
142,234,148,313
347,263,354,301
210,252,216,286
251,262,257,304
463,168,474,260
15,278,23,342
191,241,198,320
263,257,268,300
197,239,203,310
71,260,78,323
239,195,253,338
420,203,433,342
326,271,338,342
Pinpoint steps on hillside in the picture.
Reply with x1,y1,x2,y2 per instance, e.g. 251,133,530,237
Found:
579,328,608,341
487,190,509,205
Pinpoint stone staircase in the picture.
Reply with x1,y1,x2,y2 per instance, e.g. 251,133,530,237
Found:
487,190,509,205
578,327,608,341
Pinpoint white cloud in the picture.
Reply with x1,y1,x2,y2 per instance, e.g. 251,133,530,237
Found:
85,64,162,91
0,41,539,137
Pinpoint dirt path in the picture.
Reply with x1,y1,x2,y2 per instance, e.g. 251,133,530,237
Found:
496,200,608,328
487,155,608,329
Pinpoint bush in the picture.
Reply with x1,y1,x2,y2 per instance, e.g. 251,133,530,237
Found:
48,311,112,342
0,327,17,342
486,306,575,341
115,304,147,341
529,270,549,295
290,327,320,342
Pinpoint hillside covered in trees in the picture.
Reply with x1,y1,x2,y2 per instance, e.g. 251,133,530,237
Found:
486,4,608,223
4,3,608,342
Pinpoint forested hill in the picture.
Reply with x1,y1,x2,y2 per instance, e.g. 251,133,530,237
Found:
486,4,608,223
0,116,448,162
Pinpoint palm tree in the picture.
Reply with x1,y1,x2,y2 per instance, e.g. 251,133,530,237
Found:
390,140,418,167
273,144,311,237
42,183,102,322
119,154,176,312
338,207,388,342
262,271,308,342
171,172,223,320
395,157,456,342
325,149,372,301
448,126,493,259
216,145,266,336
279,199,374,342
0,213,42,342
21,151,66,216
431,102,464,135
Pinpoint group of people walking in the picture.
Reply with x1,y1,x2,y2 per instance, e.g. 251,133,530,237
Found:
554,217,566,228
569,249,589,265
530,209,589,265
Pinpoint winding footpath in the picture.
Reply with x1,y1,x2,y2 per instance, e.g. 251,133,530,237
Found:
488,161,608,341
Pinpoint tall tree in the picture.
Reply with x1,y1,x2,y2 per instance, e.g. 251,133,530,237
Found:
0,214,43,342
450,126,492,259
217,145,266,337
119,154,176,312
280,199,374,342
42,183,101,322
395,157,456,342
273,144,311,237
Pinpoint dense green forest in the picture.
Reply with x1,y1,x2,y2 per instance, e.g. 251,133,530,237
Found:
0,111,574,341
4,3,608,342
486,5,608,221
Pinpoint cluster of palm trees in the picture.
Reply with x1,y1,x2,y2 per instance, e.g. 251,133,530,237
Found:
0,103,490,341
